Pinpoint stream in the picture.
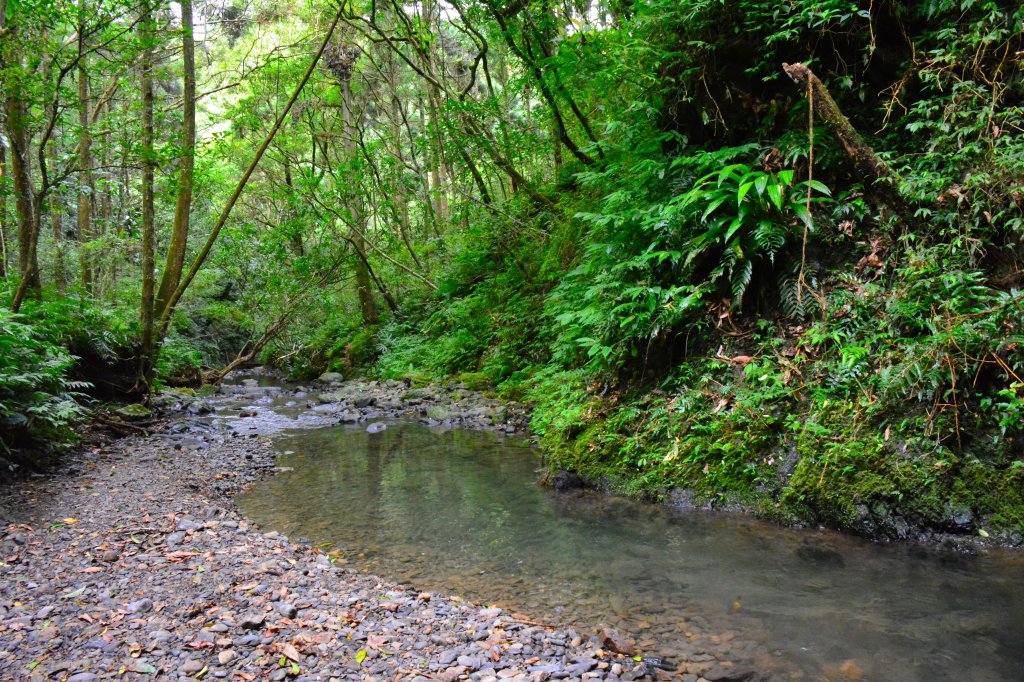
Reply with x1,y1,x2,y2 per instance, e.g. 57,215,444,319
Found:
209,375,1024,681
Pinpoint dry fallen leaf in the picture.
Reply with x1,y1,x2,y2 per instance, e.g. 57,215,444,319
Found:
280,643,301,662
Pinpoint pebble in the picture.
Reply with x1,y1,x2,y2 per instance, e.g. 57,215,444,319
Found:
181,659,204,673
128,598,154,614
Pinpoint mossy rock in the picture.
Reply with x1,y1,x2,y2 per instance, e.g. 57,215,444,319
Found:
115,403,153,419
456,372,492,391
426,405,454,420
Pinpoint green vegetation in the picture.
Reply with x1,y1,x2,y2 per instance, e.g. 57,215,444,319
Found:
1,0,1022,539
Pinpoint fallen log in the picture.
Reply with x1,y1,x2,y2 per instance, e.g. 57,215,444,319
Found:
783,62,914,224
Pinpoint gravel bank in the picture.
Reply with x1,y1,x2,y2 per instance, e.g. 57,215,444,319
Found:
0,388,696,682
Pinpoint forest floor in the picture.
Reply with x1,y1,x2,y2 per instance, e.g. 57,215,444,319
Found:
0,378,761,682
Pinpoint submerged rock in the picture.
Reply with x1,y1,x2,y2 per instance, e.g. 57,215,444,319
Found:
552,470,586,492
366,422,387,434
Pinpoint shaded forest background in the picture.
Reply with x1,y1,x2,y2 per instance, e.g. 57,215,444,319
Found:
1,0,1022,539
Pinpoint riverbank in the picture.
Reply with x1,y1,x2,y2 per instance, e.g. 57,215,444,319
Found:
0,378,761,682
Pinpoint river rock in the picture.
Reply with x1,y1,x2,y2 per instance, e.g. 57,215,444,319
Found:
128,598,154,614
366,422,388,434
239,612,265,630
115,403,153,419
598,625,636,655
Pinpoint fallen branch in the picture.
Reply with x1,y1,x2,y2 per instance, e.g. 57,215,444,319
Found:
782,62,914,224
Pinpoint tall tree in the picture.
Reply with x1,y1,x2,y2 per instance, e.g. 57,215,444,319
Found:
6,94,41,310
138,0,156,388
155,0,196,318
0,143,8,278
77,0,95,293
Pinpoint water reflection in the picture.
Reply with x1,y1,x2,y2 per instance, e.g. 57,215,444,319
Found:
237,422,1024,681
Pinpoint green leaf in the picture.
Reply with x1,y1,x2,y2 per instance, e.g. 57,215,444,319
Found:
736,181,754,205
355,649,367,664
753,174,769,196
724,216,745,243
701,196,729,221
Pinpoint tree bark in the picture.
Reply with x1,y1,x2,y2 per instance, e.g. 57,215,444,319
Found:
49,143,66,292
0,144,8,278
342,79,380,327
98,98,112,293
138,1,156,390
77,7,94,294
6,95,40,311
419,0,450,224
155,0,195,318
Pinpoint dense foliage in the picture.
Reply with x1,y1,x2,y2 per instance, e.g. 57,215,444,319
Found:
1,0,1022,539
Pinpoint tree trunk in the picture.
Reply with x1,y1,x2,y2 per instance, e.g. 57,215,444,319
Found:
98,98,112,294
155,0,195,318
49,144,66,292
138,2,156,389
0,144,8,278
156,3,346,338
77,3,94,294
419,0,450,225
342,80,379,327
6,95,40,311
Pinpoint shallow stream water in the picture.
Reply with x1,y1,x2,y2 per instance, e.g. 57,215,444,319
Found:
236,419,1024,681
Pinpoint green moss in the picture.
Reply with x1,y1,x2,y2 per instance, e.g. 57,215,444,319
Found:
456,372,492,391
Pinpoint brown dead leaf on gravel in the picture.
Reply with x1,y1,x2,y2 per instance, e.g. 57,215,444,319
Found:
277,642,301,662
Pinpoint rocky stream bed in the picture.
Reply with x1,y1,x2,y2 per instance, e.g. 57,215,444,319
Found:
0,374,763,682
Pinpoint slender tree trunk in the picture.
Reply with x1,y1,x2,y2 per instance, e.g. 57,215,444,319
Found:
49,144,66,292
384,41,419,267
414,98,438,234
0,144,8,278
419,0,449,224
6,95,41,311
138,2,156,389
98,98,112,294
155,0,195,318
77,2,94,294
283,162,304,255
342,80,379,327
157,3,346,338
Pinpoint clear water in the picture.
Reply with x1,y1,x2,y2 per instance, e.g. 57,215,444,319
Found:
237,421,1024,681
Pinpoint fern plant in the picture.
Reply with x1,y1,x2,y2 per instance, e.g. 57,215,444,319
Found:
0,310,90,468
678,163,831,305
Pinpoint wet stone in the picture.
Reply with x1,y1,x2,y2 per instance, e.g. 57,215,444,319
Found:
181,660,204,673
